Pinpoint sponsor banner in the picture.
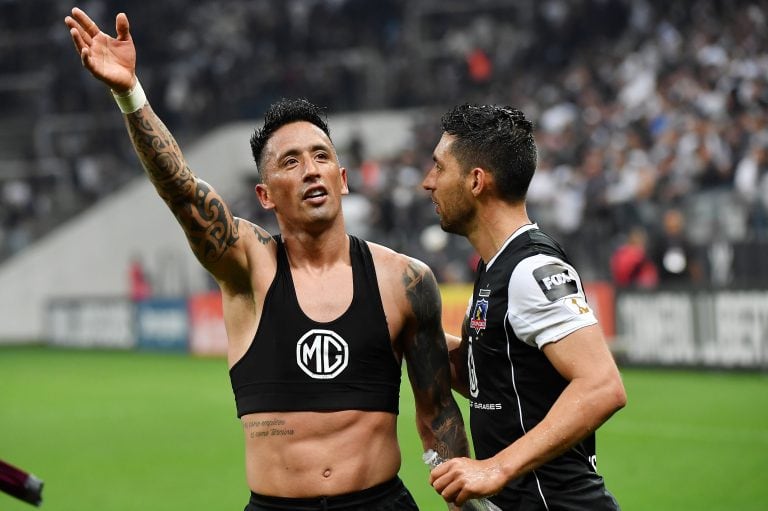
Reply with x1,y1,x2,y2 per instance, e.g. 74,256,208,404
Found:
583,282,616,340
47,297,135,349
617,290,768,369
188,291,228,357
705,291,768,367
617,292,697,365
135,298,189,352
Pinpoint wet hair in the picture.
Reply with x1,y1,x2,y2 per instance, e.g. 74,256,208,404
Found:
441,104,537,202
249,98,331,177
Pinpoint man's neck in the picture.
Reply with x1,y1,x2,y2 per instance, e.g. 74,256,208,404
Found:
468,200,531,264
281,223,350,270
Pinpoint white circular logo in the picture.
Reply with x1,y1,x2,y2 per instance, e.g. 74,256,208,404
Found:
296,329,349,379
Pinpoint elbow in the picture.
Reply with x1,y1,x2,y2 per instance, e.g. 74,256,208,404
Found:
608,375,627,414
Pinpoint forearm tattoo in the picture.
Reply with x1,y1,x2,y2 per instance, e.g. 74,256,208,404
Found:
404,261,469,458
126,106,239,264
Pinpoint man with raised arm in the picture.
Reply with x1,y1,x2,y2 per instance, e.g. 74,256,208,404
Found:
65,8,468,510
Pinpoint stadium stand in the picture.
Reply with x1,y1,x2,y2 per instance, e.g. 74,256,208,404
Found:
1,0,767,290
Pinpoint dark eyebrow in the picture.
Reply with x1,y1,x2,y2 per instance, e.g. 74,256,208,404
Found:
276,143,331,163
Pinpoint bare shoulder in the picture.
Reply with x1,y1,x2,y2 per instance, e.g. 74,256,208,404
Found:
367,241,432,283
215,217,278,295
236,217,277,248
366,241,439,315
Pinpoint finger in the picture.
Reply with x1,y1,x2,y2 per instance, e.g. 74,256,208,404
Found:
65,11,93,47
115,13,130,41
80,47,92,69
454,487,476,507
439,479,463,504
71,7,101,38
67,24,86,56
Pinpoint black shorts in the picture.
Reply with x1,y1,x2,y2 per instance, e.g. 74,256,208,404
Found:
243,476,419,511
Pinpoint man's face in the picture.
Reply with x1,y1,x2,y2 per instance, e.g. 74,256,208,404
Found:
422,133,476,236
256,121,348,231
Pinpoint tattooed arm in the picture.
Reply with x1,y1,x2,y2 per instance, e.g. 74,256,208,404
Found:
65,8,251,282
124,105,245,276
400,258,469,461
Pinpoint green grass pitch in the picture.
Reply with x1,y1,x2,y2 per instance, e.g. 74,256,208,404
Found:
1,346,766,510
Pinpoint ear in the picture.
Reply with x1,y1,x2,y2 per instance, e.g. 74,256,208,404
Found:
255,183,275,210
468,167,487,197
339,166,349,196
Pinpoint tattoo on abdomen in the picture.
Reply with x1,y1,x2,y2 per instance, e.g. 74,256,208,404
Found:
242,418,295,439
127,108,239,263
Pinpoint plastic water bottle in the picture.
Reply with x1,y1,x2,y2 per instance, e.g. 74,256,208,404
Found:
423,449,502,511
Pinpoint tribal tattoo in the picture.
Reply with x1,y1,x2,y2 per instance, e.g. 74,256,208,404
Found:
252,224,273,245
126,106,239,265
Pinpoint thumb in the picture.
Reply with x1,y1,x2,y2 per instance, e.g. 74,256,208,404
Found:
115,12,130,41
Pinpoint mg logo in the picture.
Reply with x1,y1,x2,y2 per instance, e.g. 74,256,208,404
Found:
296,329,349,379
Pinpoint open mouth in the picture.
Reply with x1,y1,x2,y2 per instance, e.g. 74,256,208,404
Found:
303,186,328,202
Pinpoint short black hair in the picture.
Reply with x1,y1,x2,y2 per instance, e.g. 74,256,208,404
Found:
249,98,331,176
441,104,537,202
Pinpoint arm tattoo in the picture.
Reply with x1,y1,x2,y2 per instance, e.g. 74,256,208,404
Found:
126,106,239,264
403,260,469,458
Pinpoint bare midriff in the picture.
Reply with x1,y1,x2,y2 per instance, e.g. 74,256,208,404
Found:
241,409,402,497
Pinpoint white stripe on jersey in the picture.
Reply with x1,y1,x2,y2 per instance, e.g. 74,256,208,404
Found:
504,310,551,511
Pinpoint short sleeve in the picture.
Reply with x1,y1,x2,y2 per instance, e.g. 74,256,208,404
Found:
506,254,597,349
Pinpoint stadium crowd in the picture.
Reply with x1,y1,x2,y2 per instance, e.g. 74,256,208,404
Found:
1,0,767,287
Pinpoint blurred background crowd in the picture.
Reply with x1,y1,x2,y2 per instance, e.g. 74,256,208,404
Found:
2,0,767,288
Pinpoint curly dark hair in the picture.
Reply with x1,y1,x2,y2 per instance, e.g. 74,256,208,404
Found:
441,104,537,202
249,98,331,177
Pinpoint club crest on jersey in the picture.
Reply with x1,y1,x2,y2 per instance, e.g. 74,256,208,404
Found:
470,298,489,333
296,329,349,379
533,263,579,302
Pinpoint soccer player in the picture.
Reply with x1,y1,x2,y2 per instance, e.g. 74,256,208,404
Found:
422,104,627,510
65,8,469,510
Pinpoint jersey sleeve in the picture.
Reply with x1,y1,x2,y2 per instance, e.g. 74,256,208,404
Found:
506,253,597,349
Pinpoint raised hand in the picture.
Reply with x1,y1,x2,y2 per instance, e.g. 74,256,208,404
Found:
64,7,136,92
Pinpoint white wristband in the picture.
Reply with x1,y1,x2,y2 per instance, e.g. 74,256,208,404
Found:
112,79,147,114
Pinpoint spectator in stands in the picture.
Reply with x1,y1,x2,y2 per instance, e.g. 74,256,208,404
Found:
610,226,659,289
734,136,768,239
649,208,704,287
128,255,152,301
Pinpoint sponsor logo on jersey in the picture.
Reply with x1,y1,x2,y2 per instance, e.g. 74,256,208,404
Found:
469,401,503,410
533,263,579,301
296,329,349,379
470,298,489,332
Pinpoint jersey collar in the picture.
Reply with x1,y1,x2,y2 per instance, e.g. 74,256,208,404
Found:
485,223,538,270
